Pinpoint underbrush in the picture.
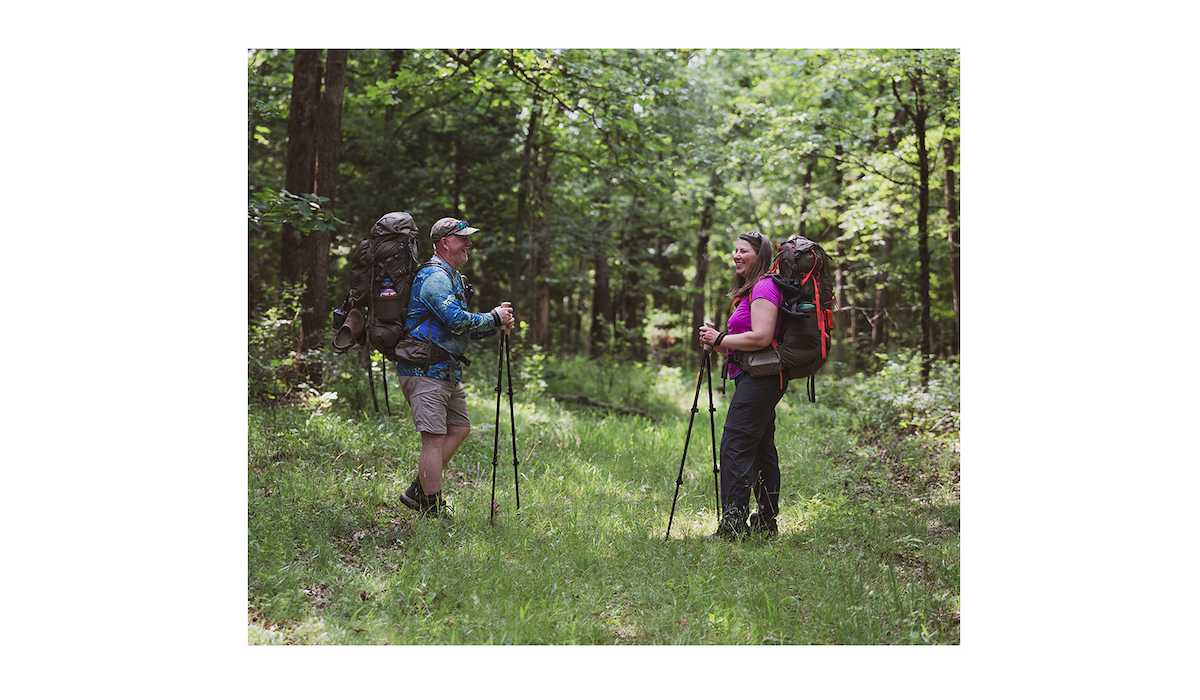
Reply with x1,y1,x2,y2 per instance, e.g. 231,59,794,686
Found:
820,351,960,440
540,354,692,417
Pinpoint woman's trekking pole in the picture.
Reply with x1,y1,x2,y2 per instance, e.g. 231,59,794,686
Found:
502,305,520,513
666,350,710,540
706,346,720,518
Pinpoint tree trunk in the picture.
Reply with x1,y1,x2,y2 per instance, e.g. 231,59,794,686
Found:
893,54,933,384
870,233,893,352
534,223,551,351
591,251,613,353
280,49,321,285
870,281,888,352
619,199,646,360
828,146,854,369
797,156,817,239
690,182,717,352
532,129,555,351
911,70,932,385
300,49,347,352
943,133,960,355
652,234,667,309
514,104,541,312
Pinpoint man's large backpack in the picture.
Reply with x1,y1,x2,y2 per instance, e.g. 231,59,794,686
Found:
770,235,836,401
330,211,424,362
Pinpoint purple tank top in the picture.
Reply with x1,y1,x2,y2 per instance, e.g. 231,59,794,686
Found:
724,277,782,378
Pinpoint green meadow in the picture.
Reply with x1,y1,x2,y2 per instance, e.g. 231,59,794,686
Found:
248,353,959,644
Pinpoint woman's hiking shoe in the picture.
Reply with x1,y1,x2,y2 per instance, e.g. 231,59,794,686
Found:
704,515,748,541
748,511,778,539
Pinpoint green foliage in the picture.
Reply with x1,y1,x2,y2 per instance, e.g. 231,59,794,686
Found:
247,282,310,405
541,355,687,417
517,341,548,394
249,48,960,379
820,351,960,439
322,350,385,415
245,48,964,646
642,308,694,366
248,188,346,235
247,281,346,412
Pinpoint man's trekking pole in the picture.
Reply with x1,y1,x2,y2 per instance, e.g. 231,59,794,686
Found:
366,346,380,413
490,328,504,524
381,355,392,416
666,349,710,540
491,302,518,522
502,304,520,513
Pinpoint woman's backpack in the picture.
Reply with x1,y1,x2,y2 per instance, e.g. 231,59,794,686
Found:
769,235,836,401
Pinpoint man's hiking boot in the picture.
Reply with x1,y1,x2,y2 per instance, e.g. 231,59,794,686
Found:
418,490,453,520
748,511,778,540
400,477,424,512
399,478,452,519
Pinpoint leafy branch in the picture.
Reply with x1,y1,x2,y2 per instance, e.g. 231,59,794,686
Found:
248,189,346,235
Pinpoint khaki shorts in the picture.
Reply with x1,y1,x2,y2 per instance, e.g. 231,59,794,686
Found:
398,375,470,435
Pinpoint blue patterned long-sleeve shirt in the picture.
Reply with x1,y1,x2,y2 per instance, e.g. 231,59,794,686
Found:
396,256,498,383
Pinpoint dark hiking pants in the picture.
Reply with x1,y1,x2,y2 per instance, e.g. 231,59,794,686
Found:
719,372,788,522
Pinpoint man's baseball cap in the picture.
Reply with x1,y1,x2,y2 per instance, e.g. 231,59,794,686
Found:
430,217,480,242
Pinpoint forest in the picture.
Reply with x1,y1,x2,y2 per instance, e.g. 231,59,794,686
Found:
246,48,962,648
248,48,960,385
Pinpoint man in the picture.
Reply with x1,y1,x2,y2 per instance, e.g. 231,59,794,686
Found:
396,217,515,518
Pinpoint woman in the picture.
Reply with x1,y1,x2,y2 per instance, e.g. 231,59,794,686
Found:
698,231,787,540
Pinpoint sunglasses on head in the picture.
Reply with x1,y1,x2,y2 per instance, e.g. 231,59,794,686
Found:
740,231,765,250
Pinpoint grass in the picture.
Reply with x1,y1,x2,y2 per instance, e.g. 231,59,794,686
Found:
247,356,960,644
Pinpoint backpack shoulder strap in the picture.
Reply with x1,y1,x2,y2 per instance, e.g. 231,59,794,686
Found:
405,261,449,328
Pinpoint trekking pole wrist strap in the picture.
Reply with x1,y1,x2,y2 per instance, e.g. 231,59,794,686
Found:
715,332,727,348
491,311,501,327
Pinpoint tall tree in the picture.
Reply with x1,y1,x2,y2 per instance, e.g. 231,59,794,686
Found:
892,58,933,383
591,248,614,352
940,72,961,355
298,49,348,351
280,50,321,285
250,48,961,371
690,179,718,352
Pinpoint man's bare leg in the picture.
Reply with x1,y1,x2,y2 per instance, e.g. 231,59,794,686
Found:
417,424,471,494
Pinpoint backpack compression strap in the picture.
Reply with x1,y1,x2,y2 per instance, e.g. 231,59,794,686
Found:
799,260,830,361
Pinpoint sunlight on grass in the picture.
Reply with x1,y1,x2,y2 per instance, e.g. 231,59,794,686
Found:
249,358,960,644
